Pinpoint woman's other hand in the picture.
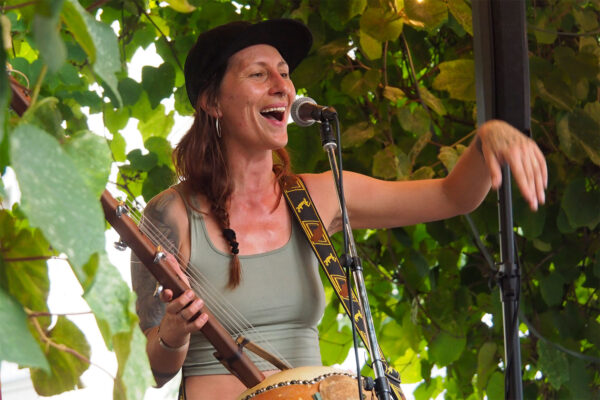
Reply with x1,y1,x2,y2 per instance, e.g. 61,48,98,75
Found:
478,119,548,210
157,253,208,349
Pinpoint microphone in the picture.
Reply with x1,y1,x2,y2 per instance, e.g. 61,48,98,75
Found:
290,97,337,127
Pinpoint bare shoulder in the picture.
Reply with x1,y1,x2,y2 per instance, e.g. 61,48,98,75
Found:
142,187,190,255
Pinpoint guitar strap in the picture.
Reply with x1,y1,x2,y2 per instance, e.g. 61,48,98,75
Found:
281,175,406,400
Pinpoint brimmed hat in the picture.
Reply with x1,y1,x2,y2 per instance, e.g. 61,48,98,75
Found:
184,19,313,107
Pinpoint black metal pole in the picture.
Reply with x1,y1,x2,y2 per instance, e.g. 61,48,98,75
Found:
472,1,528,399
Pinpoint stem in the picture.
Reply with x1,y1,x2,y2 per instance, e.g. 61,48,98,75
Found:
3,255,54,262
27,310,115,379
30,64,47,108
1,0,39,11
28,311,93,318
86,0,111,11
136,3,184,72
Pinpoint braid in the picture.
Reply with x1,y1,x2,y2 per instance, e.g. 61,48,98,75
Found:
211,203,241,289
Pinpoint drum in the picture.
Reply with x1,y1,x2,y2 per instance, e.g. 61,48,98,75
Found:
236,366,375,400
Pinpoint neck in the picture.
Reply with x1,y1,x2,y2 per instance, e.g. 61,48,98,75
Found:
227,149,278,200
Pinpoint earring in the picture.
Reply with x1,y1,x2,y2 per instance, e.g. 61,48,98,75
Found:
215,117,222,138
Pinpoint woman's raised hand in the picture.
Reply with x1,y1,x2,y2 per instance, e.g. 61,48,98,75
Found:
157,253,208,349
478,119,548,211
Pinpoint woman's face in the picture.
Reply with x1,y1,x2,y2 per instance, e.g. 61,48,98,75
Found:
216,44,296,152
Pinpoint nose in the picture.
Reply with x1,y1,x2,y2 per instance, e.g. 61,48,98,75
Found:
268,72,293,98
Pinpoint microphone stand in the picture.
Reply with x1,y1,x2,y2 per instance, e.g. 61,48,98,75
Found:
317,116,392,400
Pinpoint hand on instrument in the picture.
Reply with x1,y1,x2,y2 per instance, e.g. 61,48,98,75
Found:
478,119,548,211
157,253,208,349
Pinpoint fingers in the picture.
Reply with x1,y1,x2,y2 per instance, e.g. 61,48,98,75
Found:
164,289,208,333
479,121,547,211
165,253,190,286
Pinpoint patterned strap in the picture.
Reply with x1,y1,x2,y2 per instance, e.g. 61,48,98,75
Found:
281,175,406,400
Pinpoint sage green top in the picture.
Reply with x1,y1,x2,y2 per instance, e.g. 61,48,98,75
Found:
174,186,326,376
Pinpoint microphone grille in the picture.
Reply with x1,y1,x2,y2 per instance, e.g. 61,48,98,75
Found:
291,97,317,127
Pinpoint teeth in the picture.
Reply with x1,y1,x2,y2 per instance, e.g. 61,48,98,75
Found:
260,107,286,113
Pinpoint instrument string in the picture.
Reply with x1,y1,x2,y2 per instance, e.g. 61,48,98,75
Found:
121,196,290,367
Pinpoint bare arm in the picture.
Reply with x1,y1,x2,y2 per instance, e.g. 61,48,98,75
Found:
302,119,547,233
130,188,207,386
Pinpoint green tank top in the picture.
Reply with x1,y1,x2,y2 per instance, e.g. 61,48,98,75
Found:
175,185,326,376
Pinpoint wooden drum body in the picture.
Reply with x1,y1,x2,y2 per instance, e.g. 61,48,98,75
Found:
237,366,375,400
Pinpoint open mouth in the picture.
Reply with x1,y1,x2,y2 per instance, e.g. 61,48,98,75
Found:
260,107,286,122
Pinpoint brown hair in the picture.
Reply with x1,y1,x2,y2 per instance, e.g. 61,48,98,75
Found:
173,66,293,289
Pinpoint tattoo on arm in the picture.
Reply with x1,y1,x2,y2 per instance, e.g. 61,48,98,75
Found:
141,190,182,258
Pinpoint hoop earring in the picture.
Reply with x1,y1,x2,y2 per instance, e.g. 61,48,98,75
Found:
215,118,222,138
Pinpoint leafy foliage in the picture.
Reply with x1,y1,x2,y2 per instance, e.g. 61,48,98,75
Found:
1,0,598,398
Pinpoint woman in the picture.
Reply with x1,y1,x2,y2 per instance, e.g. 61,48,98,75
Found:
131,19,547,400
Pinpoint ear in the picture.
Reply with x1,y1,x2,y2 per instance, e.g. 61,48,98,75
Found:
198,93,222,119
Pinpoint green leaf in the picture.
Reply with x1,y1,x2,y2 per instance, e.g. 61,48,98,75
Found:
142,165,176,202
0,286,50,371
537,340,569,390
30,316,91,396
410,166,434,180
341,121,375,147
145,136,174,168
404,0,448,31
32,1,66,73
164,0,195,13
568,107,600,166
84,253,134,349
428,332,465,366
118,77,143,107
486,371,504,400
10,124,106,268
557,113,586,162
372,145,399,179
561,178,600,230
63,0,122,106
110,131,127,162
340,70,370,98
134,94,175,141
566,359,593,400
103,106,131,135
320,0,367,30
20,97,64,139
359,31,382,60
360,7,404,42
142,63,176,109
396,106,430,136
0,211,51,314
432,59,476,101
113,326,155,400
418,86,446,116
514,197,546,239
127,148,158,172
61,0,95,62
383,86,405,103
539,272,564,307
535,72,576,111
447,0,473,36
476,342,497,392
0,16,9,161
63,130,112,198
438,146,459,172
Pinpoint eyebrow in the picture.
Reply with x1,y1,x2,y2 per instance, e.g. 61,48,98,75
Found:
245,60,289,69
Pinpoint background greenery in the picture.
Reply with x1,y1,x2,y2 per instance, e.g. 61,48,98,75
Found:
1,0,599,399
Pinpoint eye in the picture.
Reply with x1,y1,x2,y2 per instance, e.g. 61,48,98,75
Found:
249,72,265,78
280,72,289,79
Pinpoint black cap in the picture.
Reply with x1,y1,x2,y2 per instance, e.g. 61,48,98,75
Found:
184,19,313,107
